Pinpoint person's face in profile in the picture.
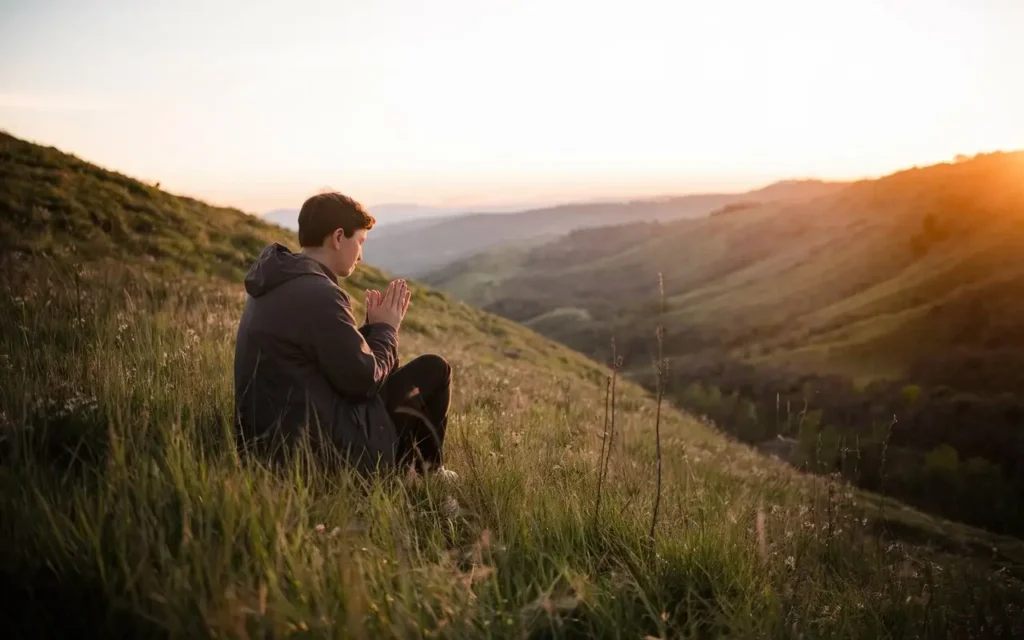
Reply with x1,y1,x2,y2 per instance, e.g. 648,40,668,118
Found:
331,227,367,277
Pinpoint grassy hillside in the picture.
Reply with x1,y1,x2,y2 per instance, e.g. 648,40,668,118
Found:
2,132,1023,638
424,151,1024,536
0,131,286,280
364,180,846,278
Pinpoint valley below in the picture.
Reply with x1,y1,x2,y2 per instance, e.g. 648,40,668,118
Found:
421,151,1024,538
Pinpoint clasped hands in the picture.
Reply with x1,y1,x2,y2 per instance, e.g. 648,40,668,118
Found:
365,278,411,330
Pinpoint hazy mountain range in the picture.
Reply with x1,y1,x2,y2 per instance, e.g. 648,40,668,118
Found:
357,180,847,277
261,202,531,235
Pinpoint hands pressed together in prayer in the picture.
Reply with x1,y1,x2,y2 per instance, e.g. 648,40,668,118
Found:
365,279,411,330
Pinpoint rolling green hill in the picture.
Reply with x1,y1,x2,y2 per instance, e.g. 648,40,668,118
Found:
2,131,1023,637
0,131,284,279
424,151,1024,535
427,153,1024,375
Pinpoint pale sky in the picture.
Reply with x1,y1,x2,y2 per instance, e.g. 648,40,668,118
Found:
1,0,1022,213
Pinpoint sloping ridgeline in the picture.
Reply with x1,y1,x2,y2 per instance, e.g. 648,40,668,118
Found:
1,130,1023,638
363,179,847,278
423,151,1024,538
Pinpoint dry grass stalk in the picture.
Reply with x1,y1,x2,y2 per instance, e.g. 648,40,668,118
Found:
594,375,612,525
650,272,667,542
596,338,622,526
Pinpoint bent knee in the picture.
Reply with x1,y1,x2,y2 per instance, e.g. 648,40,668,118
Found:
415,353,451,379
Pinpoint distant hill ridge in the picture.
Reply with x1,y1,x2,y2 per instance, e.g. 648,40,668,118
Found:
359,179,849,277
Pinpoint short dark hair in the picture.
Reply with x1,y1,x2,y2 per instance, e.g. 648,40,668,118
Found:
297,192,376,247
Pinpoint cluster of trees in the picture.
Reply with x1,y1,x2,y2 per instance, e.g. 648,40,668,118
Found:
665,364,1024,536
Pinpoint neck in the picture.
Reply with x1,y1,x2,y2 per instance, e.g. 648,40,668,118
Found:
300,247,336,278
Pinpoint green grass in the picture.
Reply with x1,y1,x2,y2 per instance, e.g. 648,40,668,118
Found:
0,130,288,280
3,255,1024,638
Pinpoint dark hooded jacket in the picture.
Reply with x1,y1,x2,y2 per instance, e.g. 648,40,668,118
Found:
233,243,400,473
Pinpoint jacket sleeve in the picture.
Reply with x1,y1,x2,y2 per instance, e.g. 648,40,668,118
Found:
307,284,399,399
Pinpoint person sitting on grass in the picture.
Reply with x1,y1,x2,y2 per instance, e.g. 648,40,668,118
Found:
233,191,457,481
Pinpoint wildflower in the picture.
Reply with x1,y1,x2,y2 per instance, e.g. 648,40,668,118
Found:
785,556,796,570
441,496,460,519
314,523,326,533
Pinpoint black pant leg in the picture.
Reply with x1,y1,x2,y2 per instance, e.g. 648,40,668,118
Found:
382,354,452,470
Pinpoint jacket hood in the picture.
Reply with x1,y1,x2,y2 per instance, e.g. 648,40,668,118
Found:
244,243,336,297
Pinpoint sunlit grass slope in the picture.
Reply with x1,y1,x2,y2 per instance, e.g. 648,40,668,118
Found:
1,132,1023,638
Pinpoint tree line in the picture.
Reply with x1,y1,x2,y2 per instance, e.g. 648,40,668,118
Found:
631,358,1024,537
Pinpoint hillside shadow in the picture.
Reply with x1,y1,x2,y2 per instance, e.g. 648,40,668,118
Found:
0,565,165,639
1,409,112,485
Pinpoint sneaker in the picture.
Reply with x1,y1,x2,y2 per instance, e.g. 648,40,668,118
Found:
437,465,460,484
